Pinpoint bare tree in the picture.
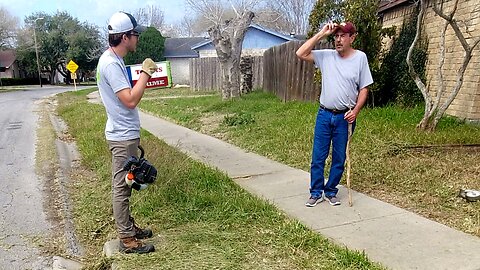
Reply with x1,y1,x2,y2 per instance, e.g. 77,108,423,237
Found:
160,24,182,38
186,0,261,23
407,0,480,131
133,5,165,30
261,0,316,35
209,11,255,99
178,16,199,37
178,14,218,37
251,9,287,33
178,0,314,37
0,7,19,49
186,0,258,99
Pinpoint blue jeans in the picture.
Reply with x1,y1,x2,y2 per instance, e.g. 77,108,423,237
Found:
310,108,355,198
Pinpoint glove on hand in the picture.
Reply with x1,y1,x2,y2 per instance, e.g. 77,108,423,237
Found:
141,58,157,77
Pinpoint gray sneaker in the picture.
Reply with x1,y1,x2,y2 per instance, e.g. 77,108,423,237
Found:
325,195,341,206
305,194,324,207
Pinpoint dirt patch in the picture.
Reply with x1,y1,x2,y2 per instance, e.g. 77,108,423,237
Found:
199,113,228,140
35,97,84,260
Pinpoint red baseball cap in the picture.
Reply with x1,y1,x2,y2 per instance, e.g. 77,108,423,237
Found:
335,22,357,35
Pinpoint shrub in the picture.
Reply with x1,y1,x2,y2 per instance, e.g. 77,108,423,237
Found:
124,27,165,65
375,10,427,107
223,112,255,126
0,77,45,86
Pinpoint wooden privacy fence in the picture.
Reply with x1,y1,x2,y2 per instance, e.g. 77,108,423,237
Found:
190,57,221,91
189,40,329,102
190,56,263,91
263,40,329,102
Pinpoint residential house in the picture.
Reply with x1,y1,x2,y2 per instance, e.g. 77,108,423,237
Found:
378,0,480,121
191,23,298,58
164,24,297,86
163,37,208,85
0,50,20,79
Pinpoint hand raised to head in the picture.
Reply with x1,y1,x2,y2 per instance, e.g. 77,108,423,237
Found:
320,22,338,36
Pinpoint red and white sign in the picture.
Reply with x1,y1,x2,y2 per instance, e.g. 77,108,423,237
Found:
127,61,171,88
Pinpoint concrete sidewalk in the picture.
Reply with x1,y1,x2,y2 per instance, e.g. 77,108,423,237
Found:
139,111,480,270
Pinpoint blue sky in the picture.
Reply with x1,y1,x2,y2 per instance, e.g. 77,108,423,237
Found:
0,0,187,27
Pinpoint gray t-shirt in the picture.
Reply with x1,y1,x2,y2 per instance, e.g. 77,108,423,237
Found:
312,49,373,110
96,50,140,141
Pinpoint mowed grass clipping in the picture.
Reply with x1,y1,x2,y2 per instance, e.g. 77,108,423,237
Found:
140,90,480,237
56,89,385,269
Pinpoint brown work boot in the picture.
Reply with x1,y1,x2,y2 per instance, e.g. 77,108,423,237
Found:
119,236,155,254
130,217,153,239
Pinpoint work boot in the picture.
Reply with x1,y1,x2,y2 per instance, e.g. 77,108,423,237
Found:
130,217,153,239
119,236,155,254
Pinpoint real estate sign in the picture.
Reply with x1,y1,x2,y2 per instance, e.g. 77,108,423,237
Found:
126,61,172,88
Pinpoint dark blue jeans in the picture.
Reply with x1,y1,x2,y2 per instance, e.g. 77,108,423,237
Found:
310,108,355,198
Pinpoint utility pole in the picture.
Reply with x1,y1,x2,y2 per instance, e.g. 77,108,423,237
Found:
33,17,44,87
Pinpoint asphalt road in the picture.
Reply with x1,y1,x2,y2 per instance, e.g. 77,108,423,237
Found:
0,85,86,269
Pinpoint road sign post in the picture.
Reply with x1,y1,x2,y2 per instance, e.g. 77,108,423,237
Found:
66,60,79,91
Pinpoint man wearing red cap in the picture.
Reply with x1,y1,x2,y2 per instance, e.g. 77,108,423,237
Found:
296,22,373,207
96,11,158,253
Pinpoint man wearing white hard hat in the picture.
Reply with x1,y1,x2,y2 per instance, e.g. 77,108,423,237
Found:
96,11,157,254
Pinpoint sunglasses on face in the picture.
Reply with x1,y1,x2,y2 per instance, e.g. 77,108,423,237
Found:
127,31,140,37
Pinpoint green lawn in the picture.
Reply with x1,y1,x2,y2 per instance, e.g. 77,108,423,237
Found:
139,89,480,238
142,86,217,98
55,88,386,269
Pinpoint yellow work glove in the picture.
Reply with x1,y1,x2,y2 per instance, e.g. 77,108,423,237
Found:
141,58,157,77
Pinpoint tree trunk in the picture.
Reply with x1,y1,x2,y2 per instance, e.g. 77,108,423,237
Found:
410,0,480,131
57,62,70,84
230,47,241,98
49,70,56,85
240,56,253,94
417,108,437,132
220,60,233,100
208,11,254,100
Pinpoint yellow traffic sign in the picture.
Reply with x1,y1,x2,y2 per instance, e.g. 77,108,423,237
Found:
66,60,79,73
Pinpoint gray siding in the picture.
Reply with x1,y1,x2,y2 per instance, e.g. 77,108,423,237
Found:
168,58,191,85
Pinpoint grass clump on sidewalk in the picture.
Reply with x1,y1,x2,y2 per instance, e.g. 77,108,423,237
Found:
57,88,385,269
140,89,480,237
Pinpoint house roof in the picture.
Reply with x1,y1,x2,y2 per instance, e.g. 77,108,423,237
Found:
163,37,208,58
0,50,16,68
293,34,307,40
378,0,411,13
191,23,297,50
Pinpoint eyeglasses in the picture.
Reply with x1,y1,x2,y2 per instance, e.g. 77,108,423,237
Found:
334,33,349,39
127,31,140,37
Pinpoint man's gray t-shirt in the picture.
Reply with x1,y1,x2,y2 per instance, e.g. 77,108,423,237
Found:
96,50,140,141
312,49,373,110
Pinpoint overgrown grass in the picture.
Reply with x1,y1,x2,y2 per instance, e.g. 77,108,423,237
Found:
56,88,385,269
142,86,218,99
140,90,480,237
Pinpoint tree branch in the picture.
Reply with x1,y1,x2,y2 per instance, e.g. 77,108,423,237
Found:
433,20,448,113
434,49,471,125
432,0,469,51
407,0,430,112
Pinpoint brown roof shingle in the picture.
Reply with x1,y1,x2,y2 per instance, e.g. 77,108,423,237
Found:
0,50,16,68
378,0,411,13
